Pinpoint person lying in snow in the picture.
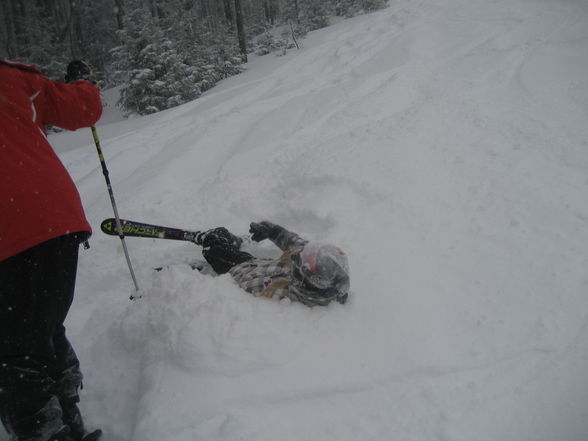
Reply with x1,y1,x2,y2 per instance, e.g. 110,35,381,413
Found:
195,221,350,307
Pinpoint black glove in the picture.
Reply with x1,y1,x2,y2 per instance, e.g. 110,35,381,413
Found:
249,221,278,242
65,60,93,83
201,244,253,274
196,227,242,249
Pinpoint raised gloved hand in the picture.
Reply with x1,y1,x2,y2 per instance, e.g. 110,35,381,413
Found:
249,221,278,242
65,60,94,83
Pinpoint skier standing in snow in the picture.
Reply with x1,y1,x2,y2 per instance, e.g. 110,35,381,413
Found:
196,221,350,306
0,59,102,441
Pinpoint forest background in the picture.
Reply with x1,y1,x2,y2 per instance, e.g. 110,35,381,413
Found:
0,0,387,115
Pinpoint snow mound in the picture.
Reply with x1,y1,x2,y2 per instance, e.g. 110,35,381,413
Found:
3,0,586,440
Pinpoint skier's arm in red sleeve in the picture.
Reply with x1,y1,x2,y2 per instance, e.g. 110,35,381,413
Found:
38,79,102,130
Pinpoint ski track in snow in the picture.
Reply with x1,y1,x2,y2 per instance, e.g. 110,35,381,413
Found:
3,0,588,440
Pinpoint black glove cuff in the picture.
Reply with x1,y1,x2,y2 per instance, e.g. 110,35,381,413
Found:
267,224,283,240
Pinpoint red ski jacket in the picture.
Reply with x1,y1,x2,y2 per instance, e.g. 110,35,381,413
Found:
0,59,102,261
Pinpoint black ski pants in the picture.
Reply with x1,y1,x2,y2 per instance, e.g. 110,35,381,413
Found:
0,234,84,441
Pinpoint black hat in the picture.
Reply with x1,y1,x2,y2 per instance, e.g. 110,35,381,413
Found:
65,60,91,83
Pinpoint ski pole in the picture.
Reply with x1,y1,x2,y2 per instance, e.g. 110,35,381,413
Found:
91,126,141,298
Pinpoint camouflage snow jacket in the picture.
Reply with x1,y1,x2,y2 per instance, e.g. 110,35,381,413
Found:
228,227,346,306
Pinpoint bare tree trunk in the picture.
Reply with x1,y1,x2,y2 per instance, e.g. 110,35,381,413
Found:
208,0,219,33
263,0,278,25
1,0,16,58
115,0,125,30
222,0,233,28
234,0,247,62
10,0,27,57
263,1,270,24
199,0,217,32
68,0,83,58
148,0,159,18
199,0,209,19
293,0,300,25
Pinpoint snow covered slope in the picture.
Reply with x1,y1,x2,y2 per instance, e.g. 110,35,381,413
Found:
4,0,587,440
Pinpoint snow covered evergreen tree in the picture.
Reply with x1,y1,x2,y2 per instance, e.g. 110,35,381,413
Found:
112,1,243,115
282,0,332,32
301,0,332,30
335,0,389,17
1,0,389,116
0,2,68,79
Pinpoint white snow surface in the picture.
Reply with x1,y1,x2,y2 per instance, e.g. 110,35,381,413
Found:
4,0,588,440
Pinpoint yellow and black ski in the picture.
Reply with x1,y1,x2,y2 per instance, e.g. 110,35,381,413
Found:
100,218,200,242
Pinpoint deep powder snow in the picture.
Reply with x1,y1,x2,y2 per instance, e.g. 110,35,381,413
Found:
3,0,587,440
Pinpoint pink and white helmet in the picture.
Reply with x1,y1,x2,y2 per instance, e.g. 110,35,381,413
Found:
291,242,350,305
